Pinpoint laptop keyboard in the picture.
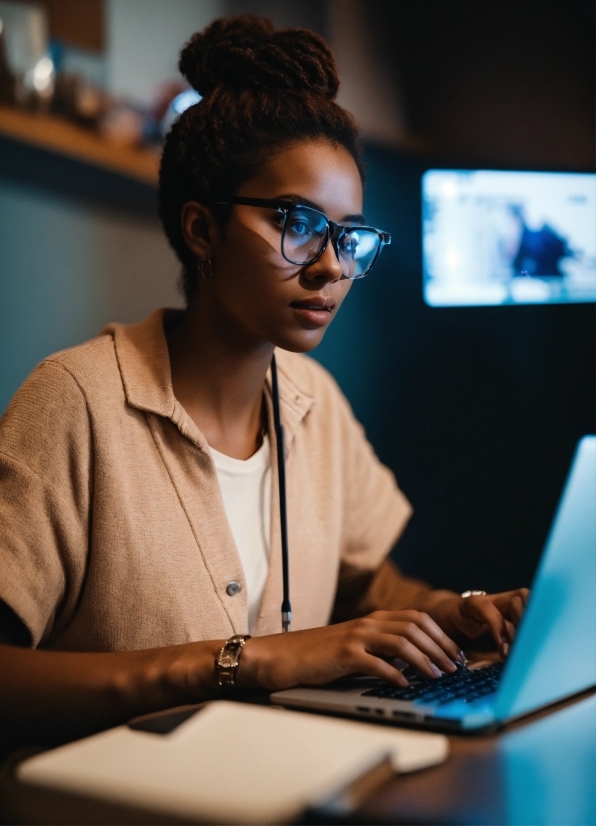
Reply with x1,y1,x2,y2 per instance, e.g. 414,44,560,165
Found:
361,661,504,706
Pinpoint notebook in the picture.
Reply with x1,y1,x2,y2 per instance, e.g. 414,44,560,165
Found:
17,701,448,824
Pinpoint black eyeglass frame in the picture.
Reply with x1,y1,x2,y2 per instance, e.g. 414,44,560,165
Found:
213,196,391,279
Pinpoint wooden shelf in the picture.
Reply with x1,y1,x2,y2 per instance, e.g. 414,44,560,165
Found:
0,105,159,187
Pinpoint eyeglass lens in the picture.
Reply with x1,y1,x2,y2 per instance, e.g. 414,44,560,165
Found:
282,205,381,279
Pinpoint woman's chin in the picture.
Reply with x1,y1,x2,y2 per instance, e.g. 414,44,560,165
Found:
271,327,328,354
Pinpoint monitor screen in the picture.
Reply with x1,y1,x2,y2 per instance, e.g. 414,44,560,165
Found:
422,169,596,307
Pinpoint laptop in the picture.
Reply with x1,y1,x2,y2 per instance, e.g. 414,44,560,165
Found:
272,436,596,732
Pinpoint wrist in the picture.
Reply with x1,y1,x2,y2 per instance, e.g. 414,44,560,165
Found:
235,636,268,689
115,640,225,713
417,590,462,636
417,589,458,615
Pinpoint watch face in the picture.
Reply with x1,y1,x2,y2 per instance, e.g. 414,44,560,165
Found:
219,652,238,669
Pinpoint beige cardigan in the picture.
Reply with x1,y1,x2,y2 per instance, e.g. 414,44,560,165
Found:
0,310,421,651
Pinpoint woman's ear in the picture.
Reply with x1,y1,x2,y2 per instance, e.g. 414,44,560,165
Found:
180,202,220,259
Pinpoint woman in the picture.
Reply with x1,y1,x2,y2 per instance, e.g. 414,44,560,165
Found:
0,16,527,753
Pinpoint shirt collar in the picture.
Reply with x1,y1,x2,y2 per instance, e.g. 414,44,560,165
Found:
102,309,176,419
102,308,315,450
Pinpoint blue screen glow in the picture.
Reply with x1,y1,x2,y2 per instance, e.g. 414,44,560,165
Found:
422,169,596,306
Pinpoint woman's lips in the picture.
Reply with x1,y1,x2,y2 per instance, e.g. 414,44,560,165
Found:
290,297,335,327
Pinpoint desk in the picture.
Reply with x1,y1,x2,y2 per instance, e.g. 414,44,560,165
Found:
354,692,596,826
1,693,594,825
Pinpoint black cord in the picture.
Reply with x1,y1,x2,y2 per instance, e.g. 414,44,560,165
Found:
270,354,292,632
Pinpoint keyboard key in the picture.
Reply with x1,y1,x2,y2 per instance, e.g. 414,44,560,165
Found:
361,662,503,705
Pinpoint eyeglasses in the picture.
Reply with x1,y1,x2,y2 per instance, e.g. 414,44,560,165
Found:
213,197,391,279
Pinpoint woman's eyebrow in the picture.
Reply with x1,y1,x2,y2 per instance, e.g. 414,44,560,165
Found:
276,193,323,211
275,194,366,224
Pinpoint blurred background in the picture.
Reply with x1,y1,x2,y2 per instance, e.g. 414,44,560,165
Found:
0,0,594,594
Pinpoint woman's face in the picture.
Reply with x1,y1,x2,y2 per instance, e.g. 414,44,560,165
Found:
186,140,364,353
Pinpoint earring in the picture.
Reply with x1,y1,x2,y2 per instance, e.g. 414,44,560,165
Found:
200,255,213,279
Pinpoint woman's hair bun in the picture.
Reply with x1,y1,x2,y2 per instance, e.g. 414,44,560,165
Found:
179,15,340,100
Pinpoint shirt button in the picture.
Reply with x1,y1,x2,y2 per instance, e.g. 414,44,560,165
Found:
226,581,242,596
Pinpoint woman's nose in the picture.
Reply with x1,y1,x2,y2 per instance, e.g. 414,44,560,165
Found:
302,240,343,284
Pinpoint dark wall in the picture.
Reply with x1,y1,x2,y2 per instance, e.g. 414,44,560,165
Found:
224,0,328,38
368,0,595,170
313,146,595,595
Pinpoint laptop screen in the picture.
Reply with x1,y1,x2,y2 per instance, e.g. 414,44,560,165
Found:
493,436,596,721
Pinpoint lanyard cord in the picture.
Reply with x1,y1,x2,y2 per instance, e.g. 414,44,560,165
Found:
270,354,292,632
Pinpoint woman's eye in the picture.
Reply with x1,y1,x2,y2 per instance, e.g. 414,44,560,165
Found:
341,235,359,255
288,221,312,237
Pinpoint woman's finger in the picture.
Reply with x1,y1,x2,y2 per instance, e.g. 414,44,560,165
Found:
463,595,510,654
412,611,465,663
368,633,447,680
400,623,459,673
370,620,458,673
504,619,516,646
517,587,530,606
368,610,463,663
355,652,410,687
506,594,525,626
493,589,529,626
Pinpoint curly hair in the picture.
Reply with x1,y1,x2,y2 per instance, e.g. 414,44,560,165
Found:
158,15,363,301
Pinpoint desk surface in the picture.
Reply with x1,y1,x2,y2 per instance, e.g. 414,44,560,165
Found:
2,692,595,826
355,691,596,826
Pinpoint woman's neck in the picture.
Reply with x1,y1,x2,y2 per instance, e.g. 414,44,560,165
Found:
165,300,274,460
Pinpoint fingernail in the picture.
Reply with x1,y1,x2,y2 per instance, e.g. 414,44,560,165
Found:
459,650,467,665
430,664,442,678
501,642,509,657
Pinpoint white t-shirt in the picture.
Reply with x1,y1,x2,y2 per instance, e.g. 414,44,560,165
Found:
210,437,271,632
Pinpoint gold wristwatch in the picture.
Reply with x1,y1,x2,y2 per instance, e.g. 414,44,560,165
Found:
215,634,251,686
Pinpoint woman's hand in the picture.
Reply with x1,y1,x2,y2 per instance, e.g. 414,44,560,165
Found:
236,610,465,692
423,589,530,658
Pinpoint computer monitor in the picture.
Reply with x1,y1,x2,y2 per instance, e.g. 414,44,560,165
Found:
422,169,596,307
